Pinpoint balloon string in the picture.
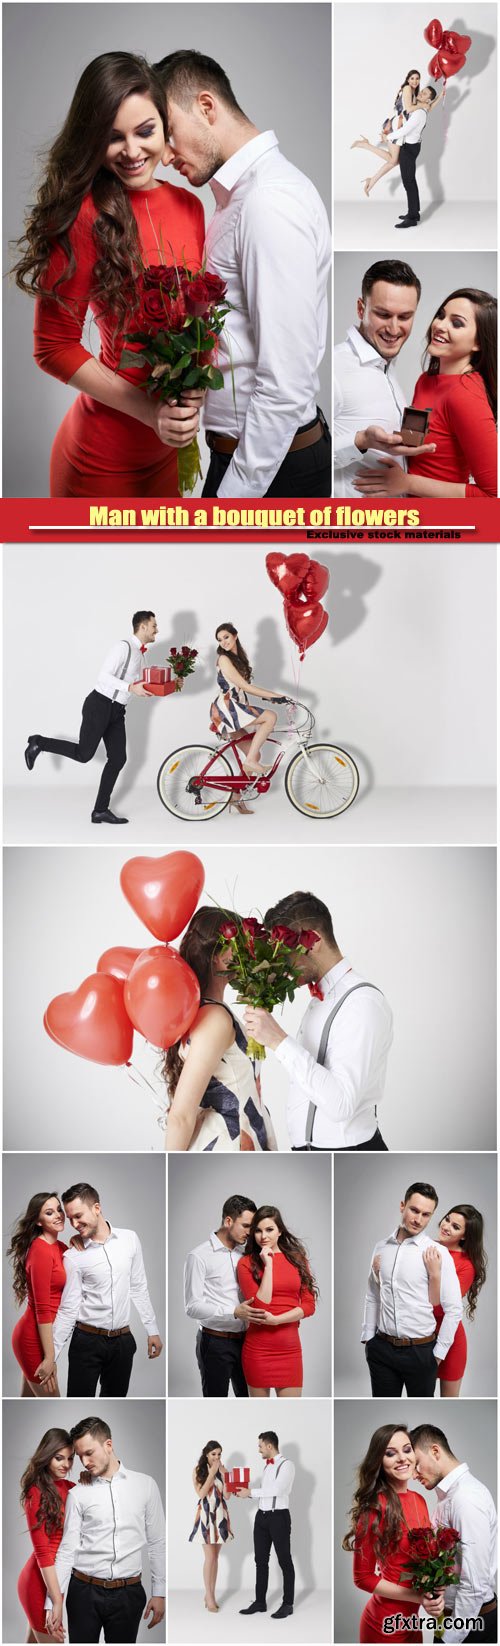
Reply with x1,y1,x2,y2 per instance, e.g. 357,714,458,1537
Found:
126,1060,167,1130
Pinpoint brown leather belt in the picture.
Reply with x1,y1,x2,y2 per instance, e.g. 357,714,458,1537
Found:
206,419,324,457
72,1569,141,1590
76,1321,130,1339
377,1330,437,1348
480,1598,497,1615
202,1327,241,1340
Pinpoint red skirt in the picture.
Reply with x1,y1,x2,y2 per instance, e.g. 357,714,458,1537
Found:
18,1553,50,1632
242,1323,303,1388
12,1306,46,1381
437,1321,468,1381
360,1596,422,1642
49,394,180,497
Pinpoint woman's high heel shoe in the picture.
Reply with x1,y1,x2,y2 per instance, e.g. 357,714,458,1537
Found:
228,796,254,815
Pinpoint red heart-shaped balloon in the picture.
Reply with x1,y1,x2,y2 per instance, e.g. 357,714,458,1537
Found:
265,552,311,599
442,28,471,54
284,600,329,658
97,946,145,982
424,18,443,47
120,851,205,942
437,47,466,77
44,974,133,1065
428,50,444,78
288,560,330,607
125,945,200,1050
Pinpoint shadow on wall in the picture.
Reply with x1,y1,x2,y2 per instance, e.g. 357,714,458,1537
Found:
385,21,496,220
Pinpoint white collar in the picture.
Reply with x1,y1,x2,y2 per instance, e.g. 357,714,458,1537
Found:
387,1224,429,1246
83,1221,115,1248
131,635,144,652
210,130,279,201
316,958,352,997
435,1463,469,1498
209,1229,244,1254
94,1460,127,1485
263,1453,283,1468
346,323,400,374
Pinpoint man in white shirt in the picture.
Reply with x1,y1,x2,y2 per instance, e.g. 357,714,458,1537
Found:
334,258,436,495
155,50,331,498
389,86,438,228
183,1192,260,1396
362,1183,462,1396
236,1430,295,1620
24,610,157,824
242,890,393,1150
46,1417,165,1643
412,1424,497,1644
40,1181,162,1398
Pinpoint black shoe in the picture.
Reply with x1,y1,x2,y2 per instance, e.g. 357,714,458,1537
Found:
395,217,418,228
91,808,129,825
25,736,42,771
272,1605,294,1619
239,1602,267,1614
398,212,420,220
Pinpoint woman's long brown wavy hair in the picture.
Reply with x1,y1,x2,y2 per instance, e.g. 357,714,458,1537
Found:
7,1192,63,1306
12,52,168,328
194,1441,223,1488
342,1423,415,1562
163,906,236,1097
245,1205,318,1298
20,1429,73,1538
216,623,253,684
441,1203,487,1320
425,288,497,420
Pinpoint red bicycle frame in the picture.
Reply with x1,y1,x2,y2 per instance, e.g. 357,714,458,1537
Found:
191,732,284,795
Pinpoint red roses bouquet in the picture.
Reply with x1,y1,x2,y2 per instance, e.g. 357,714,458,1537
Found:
218,919,318,1060
167,645,198,689
402,1525,461,1640
120,263,231,495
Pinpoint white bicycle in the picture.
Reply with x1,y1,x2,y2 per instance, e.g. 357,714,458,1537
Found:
157,698,359,821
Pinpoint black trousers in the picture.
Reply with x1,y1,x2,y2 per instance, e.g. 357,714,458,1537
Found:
37,689,127,810
399,142,421,220
365,1333,438,1397
202,414,332,498
196,1329,248,1397
465,1604,497,1642
254,1509,295,1607
293,1128,388,1153
67,1327,136,1397
67,1575,146,1643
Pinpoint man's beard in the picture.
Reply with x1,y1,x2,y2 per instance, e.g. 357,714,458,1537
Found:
189,144,225,186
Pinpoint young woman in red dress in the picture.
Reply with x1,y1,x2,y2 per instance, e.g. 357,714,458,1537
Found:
237,1205,317,1396
8,1193,67,1398
18,1427,74,1644
423,1203,487,1398
354,287,497,499
343,1424,446,1643
13,53,205,496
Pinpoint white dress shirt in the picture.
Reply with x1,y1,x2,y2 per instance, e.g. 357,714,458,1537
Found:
52,1226,159,1357
204,130,331,497
95,635,145,705
388,107,427,145
251,1455,295,1512
433,1463,497,1643
184,1230,246,1334
52,1463,165,1598
334,325,407,495
275,958,393,1148
362,1225,462,1360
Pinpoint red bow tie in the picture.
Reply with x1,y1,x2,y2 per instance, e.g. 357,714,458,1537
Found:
308,981,323,1000
140,645,148,655
265,1459,274,1466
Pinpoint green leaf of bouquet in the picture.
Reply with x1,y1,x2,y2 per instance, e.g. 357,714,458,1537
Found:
120,350,147,368
182,368,203,387
207,367,224,389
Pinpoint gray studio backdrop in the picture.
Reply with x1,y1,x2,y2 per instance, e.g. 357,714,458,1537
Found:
3,844,497,1154
168,1153,331,1396
3,1155,166,1396
334,3,497,202
334,1398,497,1645
169,1396,332,1595
3,540,496,802
3,2,331,497
334,250,497,406
334,1153,497,1397
4,1398,166,1644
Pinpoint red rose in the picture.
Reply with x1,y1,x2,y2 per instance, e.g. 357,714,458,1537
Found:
181,646,191,657
183,273,213,317
170,647,177,655
298,929,319,951
203,271,228,303
436,1528,460,1551
270,925,300,949
143,264,179,290
220,921,238,940
142,288,186,330
190,649,198,658
142,289,169,325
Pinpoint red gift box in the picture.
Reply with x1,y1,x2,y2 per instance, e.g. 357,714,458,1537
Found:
142,667,171,683
225,1467,250,1495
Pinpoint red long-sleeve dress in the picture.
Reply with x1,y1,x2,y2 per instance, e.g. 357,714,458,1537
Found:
354,1488,431,1643
408,371,497,497
18,1479,74,1631
33,181,205,496
237,1251,316,1388
11,1235,67,1381
434,1249,475,1382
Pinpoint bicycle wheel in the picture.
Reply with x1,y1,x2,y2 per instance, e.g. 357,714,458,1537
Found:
285,743,359,818
157,745,234,821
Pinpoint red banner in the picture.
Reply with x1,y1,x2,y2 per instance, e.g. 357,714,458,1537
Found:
1,497,499,542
